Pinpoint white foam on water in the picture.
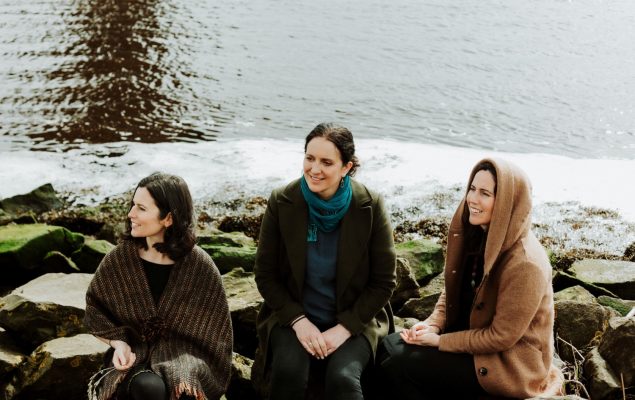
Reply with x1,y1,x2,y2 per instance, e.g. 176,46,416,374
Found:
1,138,634,222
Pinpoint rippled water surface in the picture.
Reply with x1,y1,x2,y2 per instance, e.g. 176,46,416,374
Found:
1,0,634,157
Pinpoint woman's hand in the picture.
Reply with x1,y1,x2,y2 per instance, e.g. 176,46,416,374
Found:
322,324,352,356
110,340,136,370
292,318,328,359
400,322,441,347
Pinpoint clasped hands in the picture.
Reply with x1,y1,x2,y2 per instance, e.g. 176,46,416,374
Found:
399,321,440,347
292,318,351,359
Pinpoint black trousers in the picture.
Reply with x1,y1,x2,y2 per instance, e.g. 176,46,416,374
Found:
115,366,196,400
269,325,372,400
376,332,486,400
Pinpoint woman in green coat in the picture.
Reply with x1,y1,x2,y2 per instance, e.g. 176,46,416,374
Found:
254,123,397,400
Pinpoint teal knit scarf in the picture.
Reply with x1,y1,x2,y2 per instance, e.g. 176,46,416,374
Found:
300,175,352,242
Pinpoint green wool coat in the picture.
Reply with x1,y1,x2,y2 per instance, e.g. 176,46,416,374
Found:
254,178,397,366
425,158,564,399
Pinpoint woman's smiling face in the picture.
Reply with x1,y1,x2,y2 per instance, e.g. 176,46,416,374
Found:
466,170,496,230
303,136,352,200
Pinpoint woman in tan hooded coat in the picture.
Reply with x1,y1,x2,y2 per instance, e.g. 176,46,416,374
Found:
378,158,563,399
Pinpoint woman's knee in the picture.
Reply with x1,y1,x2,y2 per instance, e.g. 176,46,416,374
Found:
325,365,363,394
128,371,167,400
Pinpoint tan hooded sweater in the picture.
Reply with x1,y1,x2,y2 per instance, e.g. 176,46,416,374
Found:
424,158,564,398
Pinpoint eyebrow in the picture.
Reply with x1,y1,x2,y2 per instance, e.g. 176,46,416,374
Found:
306,153,335,163
470,184,495,195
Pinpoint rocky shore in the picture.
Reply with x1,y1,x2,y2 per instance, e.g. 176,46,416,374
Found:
1,184,633,400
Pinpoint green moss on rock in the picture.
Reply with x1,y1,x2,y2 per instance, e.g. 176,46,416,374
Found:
71,239,115,273
200,244,256,274
0,224,85,285
395,239,444,284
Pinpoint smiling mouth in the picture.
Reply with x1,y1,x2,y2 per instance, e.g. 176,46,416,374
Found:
469,207,483,214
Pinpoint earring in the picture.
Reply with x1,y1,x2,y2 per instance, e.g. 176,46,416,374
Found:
340,176,346,188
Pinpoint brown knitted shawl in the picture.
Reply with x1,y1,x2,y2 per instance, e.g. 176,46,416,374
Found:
85,241,233,400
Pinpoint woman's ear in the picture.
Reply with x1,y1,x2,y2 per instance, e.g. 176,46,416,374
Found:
342,161,353,177
162,212,173,228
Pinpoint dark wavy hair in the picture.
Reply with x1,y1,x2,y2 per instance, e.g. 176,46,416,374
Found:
304,123,360,177
122,172,196,260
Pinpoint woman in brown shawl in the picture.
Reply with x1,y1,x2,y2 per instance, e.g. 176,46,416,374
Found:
85,172,233,400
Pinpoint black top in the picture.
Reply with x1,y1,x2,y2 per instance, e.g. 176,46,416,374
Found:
452,229,486,332
141,259,173,305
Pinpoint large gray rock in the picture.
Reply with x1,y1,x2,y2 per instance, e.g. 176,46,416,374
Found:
570,259,635,300
395,240,444,284
419,272,445,297
0,224,84,286
0,327,25,392
597,316,635,388
6,334,107,400
554,301,619,363
0,184,62,216
396,295,440,321
583,347,622,400
390,257,420,310
554,285,597,303
397,273,445,320
222,268,263,358
0,273,92,347
552,270,618,298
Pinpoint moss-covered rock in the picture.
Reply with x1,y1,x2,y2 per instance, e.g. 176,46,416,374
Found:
198,229,256,248
42,251,80,274
395,239,444,284
0,224,84,286
71,239,115,273
597,296,632,316
222,268,263,359
201,243,257,274
0,183,62,216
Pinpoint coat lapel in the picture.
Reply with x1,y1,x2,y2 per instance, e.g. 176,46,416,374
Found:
277,181,309,294
276,179,373,301
336,181,372,300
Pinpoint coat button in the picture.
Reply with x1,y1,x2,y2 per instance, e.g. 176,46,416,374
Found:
478,367,488,376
